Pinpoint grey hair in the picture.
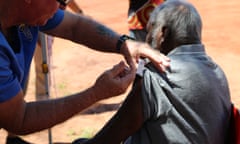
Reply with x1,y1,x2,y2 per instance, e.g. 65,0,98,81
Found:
149,0,202,45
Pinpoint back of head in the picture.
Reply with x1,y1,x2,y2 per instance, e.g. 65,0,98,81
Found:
149,0,202,51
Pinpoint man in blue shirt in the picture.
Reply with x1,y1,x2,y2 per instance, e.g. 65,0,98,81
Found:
73,0,232,144
0,0,170,142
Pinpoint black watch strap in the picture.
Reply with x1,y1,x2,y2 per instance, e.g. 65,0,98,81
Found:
116,35,135,52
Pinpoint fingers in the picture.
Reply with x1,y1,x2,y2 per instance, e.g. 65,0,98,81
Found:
122,40,170,73
94,61,136,99
144,49,170,72
92,54,138,101
120,68,136,87
120,42,137,71
125,55,136,72
110,61,136,85
110,61,127,77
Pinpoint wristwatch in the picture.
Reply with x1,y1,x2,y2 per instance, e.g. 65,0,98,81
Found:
116,35,135,52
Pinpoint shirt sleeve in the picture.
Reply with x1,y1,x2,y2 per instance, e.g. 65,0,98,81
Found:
39,9,64,31
0,46,21,103
141,66,173,120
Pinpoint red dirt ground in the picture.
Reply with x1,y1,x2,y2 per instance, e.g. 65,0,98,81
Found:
0,0,240,143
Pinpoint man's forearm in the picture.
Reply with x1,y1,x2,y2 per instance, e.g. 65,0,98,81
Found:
14,87,98,135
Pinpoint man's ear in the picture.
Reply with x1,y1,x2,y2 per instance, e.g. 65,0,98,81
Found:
156,26,169,44
156,26,168,50
162,26,169,41
160,26,172,54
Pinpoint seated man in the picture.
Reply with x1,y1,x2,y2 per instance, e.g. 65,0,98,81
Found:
73,0,232,143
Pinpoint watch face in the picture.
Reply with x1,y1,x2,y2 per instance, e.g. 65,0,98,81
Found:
117,35,135,52
122,35,129,41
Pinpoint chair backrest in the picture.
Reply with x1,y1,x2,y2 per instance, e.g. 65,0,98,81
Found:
227,104,240,144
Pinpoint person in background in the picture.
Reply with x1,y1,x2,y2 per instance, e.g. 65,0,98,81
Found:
128,0,165,41
0,0,170,144
73,0,232,143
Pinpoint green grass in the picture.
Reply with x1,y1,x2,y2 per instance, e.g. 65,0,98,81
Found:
66,127,96,140
57,81,71,96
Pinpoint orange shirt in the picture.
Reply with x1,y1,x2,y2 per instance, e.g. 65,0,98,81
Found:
128,0,164,30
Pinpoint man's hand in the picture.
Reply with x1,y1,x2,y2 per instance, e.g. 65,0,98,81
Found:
121,40,170,72
92,61,136,100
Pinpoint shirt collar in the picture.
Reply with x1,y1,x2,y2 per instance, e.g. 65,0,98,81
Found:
167,44,205,56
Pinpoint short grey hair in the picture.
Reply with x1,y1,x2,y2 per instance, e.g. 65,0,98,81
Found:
149,0,202,45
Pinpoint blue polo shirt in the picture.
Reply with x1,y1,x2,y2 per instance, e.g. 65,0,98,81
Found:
0,9,64,102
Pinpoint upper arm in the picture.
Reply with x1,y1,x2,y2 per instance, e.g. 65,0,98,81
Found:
0,47,26,133
85,76,145,143
44,10,86,41
119,76,145,132
0,90,26,132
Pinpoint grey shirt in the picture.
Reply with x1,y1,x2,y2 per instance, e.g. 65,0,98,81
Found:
125,44,231,144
